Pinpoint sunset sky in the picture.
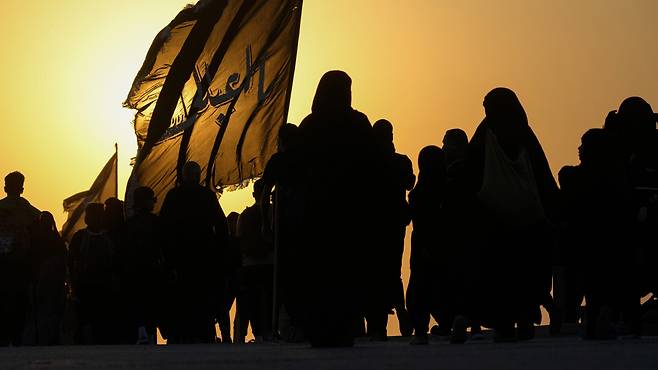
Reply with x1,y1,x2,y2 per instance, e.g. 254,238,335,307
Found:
2,0,657,225
1,1,657,331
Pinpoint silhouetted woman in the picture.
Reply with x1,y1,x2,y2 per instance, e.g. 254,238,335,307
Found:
102,197,129,343
367,119,415,340
68,203,117,344
30,211,66,345
297,70,375,347
406,146,447,345
558,129,632,339
465,88,558,341
260,123,308,342
606,97,657,336
119,186,166,344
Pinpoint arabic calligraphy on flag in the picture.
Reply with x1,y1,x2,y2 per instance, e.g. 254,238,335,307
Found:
124,0,302,210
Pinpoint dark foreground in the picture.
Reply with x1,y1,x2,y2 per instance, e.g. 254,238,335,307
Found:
2,335,658,370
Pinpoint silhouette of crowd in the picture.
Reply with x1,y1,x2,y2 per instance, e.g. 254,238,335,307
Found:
1,71,657,347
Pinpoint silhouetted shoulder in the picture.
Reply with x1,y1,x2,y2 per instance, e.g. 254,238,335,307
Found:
262,152,301,186
68,228,87,253
351,109,371,125
0,197,40,222
558,165,580,189
394,153,413,167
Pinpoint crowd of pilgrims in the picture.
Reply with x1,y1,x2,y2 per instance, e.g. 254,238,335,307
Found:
1,70,657,347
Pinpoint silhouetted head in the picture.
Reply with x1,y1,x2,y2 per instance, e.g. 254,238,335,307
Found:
227,212,240,237
483,88,528,128
182,161,202,185
253,179,265,203
37,211,58,233
442,128,469,164
311,70,352,114
373,119,395,153
4,171,25,198
84,203,104,232
579,128,613,166
133,186,156,213
617,97,655,145
103,197,125,230
417,145,446,184
278,123,300,152
483,88,528,156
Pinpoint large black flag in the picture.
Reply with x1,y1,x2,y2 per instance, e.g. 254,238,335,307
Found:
124,0,302,210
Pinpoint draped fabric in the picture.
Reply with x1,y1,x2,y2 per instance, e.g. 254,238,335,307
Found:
124,0,303,212
62,152,118,243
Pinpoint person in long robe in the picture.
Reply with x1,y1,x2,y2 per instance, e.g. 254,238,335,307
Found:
464,87,558,341
366,119,414,340
297,70,376,347
159,161,228,343
407,146,447,345
260,123,308,342
558,129,632,339
119,186,167,344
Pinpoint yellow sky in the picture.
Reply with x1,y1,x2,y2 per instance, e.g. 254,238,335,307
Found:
2,0,657,229
1,0,657,334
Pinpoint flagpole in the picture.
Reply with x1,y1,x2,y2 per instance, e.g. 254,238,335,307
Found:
272,0,304,340
114,143,119,198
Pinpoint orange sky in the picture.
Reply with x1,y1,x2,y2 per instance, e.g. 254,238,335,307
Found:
1,0,657,335
1,0,657,226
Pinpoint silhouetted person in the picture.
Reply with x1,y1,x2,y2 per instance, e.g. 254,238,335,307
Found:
236,179,274,342
29,211,66,345
558,129,632,339
118,186,166,344
104,198,125,234
443,129,469,174
260,123,307,342
437,128,483,342
606,97,657,336
217,211,241,344
367,119,414,340
0,171,40,346
101,197,129,343
68,203,117,344
159,161,228,343
406,146,446,345
297,70,376,347
465,88,558,341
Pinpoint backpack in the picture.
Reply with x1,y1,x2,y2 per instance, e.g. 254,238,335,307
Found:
477,129,547,228
0,208,30,256
0,230,17,255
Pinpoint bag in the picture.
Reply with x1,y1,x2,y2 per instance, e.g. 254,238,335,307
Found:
477,129,546,228
0,225,28,255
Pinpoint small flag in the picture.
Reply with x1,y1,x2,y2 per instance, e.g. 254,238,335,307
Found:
61,150,118,242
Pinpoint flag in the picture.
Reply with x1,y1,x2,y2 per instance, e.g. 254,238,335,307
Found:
124,0,303,211
61,150,118,243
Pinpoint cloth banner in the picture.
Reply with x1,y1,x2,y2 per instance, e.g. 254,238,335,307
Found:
124,0,303,211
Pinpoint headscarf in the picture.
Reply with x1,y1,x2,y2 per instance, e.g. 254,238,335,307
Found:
373,119,395,154
482,87,529,158
415,145,447,191
311,70,352,115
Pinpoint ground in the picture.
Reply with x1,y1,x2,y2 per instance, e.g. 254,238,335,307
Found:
2,334,658,370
